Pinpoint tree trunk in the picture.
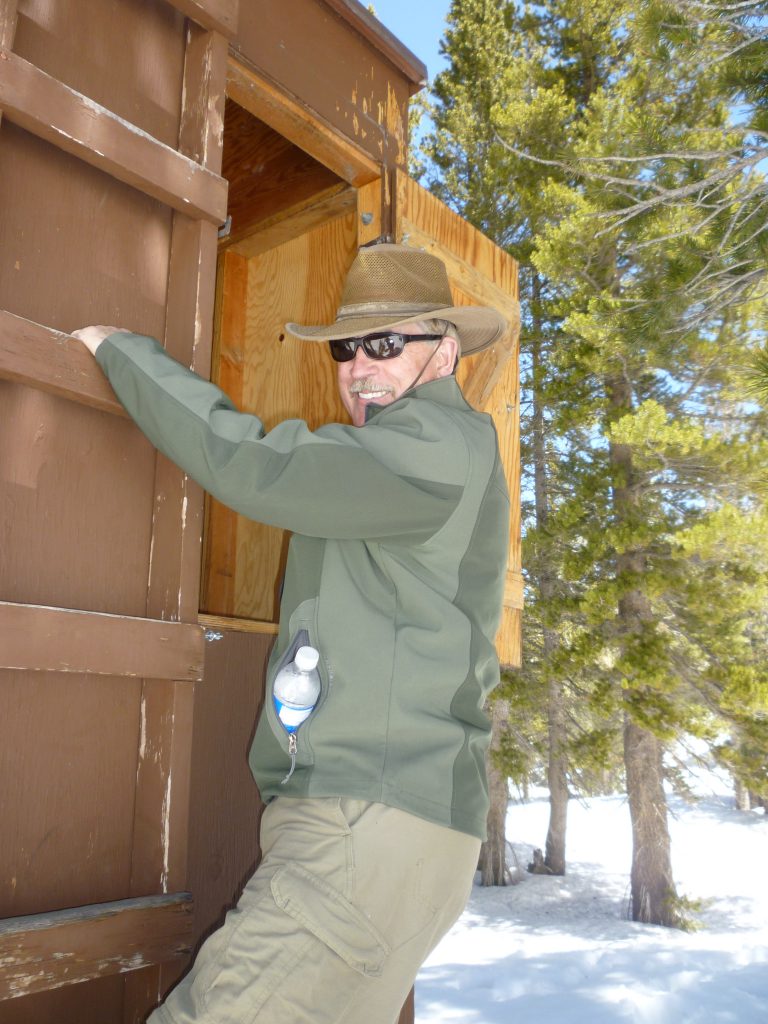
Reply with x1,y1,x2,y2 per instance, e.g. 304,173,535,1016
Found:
609,370,679,926
624,716,677,925
480,697,511,886
530,272,569,876
545,673,568,874
734,778,751,811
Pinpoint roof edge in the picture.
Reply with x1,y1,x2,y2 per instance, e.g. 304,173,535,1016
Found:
321,0,429,91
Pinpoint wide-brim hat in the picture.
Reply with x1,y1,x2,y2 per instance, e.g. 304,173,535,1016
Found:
285,242,507,355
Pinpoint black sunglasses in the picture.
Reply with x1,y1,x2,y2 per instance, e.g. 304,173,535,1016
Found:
329,331,443,363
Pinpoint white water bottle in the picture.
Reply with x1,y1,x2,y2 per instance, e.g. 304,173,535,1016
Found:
273,645,321,733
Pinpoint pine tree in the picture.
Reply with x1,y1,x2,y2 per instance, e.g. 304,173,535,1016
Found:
420,0,768,924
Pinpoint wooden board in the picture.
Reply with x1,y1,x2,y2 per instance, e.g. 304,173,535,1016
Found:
0,380,157,616
166,0,238,37
0,121,173,339
185,629,270,942
0,311,126,417
0,8,228,1019
0,602,204,680
0,894,192,1001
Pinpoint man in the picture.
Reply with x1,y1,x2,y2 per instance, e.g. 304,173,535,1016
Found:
73,242,510,1024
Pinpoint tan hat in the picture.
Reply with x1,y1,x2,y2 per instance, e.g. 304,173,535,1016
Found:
285,242,507,355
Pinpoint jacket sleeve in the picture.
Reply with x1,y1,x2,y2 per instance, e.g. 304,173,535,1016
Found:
95,332,467,541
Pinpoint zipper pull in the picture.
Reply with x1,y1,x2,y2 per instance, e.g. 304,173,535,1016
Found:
281,733,298,785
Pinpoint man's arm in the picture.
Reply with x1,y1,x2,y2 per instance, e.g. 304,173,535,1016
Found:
73,328,466,542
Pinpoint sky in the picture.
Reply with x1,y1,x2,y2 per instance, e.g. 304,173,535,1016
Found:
372,0,452,83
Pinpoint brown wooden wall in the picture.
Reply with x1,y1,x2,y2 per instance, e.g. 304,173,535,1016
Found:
0,0,229,1018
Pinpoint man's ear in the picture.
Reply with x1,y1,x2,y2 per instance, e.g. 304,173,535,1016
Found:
435,336,459,377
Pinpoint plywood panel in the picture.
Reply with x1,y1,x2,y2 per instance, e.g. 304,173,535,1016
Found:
396,170,522,667
397,173,518,315
226,57,381,187
203,212,356,622
484,338,522,668
222,98,343,246
0,670,142,918
244,215,354,431
13,0,187,148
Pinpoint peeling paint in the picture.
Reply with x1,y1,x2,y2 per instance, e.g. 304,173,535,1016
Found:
9,969,48,993
148,532,155,590
138,694,147,761
160,767,172,893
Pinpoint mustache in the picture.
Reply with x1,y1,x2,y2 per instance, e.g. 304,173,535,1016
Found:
349,377,396,395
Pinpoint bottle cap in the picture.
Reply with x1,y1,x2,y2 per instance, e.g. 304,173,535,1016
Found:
294,645,320,672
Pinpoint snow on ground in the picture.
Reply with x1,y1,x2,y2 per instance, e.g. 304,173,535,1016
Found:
416,759,768,1023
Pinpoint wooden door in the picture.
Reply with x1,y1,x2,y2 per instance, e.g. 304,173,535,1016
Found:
0,2,234,1019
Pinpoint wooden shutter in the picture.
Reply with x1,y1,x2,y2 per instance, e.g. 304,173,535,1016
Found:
395,170,523,667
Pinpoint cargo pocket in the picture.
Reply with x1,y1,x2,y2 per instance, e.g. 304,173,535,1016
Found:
270,861,391,978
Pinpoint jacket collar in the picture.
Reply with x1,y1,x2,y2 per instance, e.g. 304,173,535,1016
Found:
363,376,470,424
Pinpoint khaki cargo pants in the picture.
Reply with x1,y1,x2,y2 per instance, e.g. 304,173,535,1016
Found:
150,796,480,1024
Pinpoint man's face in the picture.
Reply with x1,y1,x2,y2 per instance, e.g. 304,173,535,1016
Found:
336,323,459,427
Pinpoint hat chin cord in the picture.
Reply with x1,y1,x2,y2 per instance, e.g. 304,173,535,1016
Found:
405,334,446,395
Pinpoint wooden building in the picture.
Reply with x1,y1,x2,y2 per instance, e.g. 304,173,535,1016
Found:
0,1,521,1020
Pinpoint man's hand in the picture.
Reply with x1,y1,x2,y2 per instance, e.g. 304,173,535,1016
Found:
70,325,126,356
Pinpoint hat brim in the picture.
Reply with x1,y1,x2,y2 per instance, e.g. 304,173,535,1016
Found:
285,306,508,356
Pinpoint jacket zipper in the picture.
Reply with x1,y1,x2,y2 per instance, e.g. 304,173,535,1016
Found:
282,732,299,785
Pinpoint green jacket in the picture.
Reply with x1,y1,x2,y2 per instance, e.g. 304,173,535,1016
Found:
96,332,509,839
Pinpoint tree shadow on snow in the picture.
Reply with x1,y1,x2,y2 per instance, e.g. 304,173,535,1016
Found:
416,947,768,1024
